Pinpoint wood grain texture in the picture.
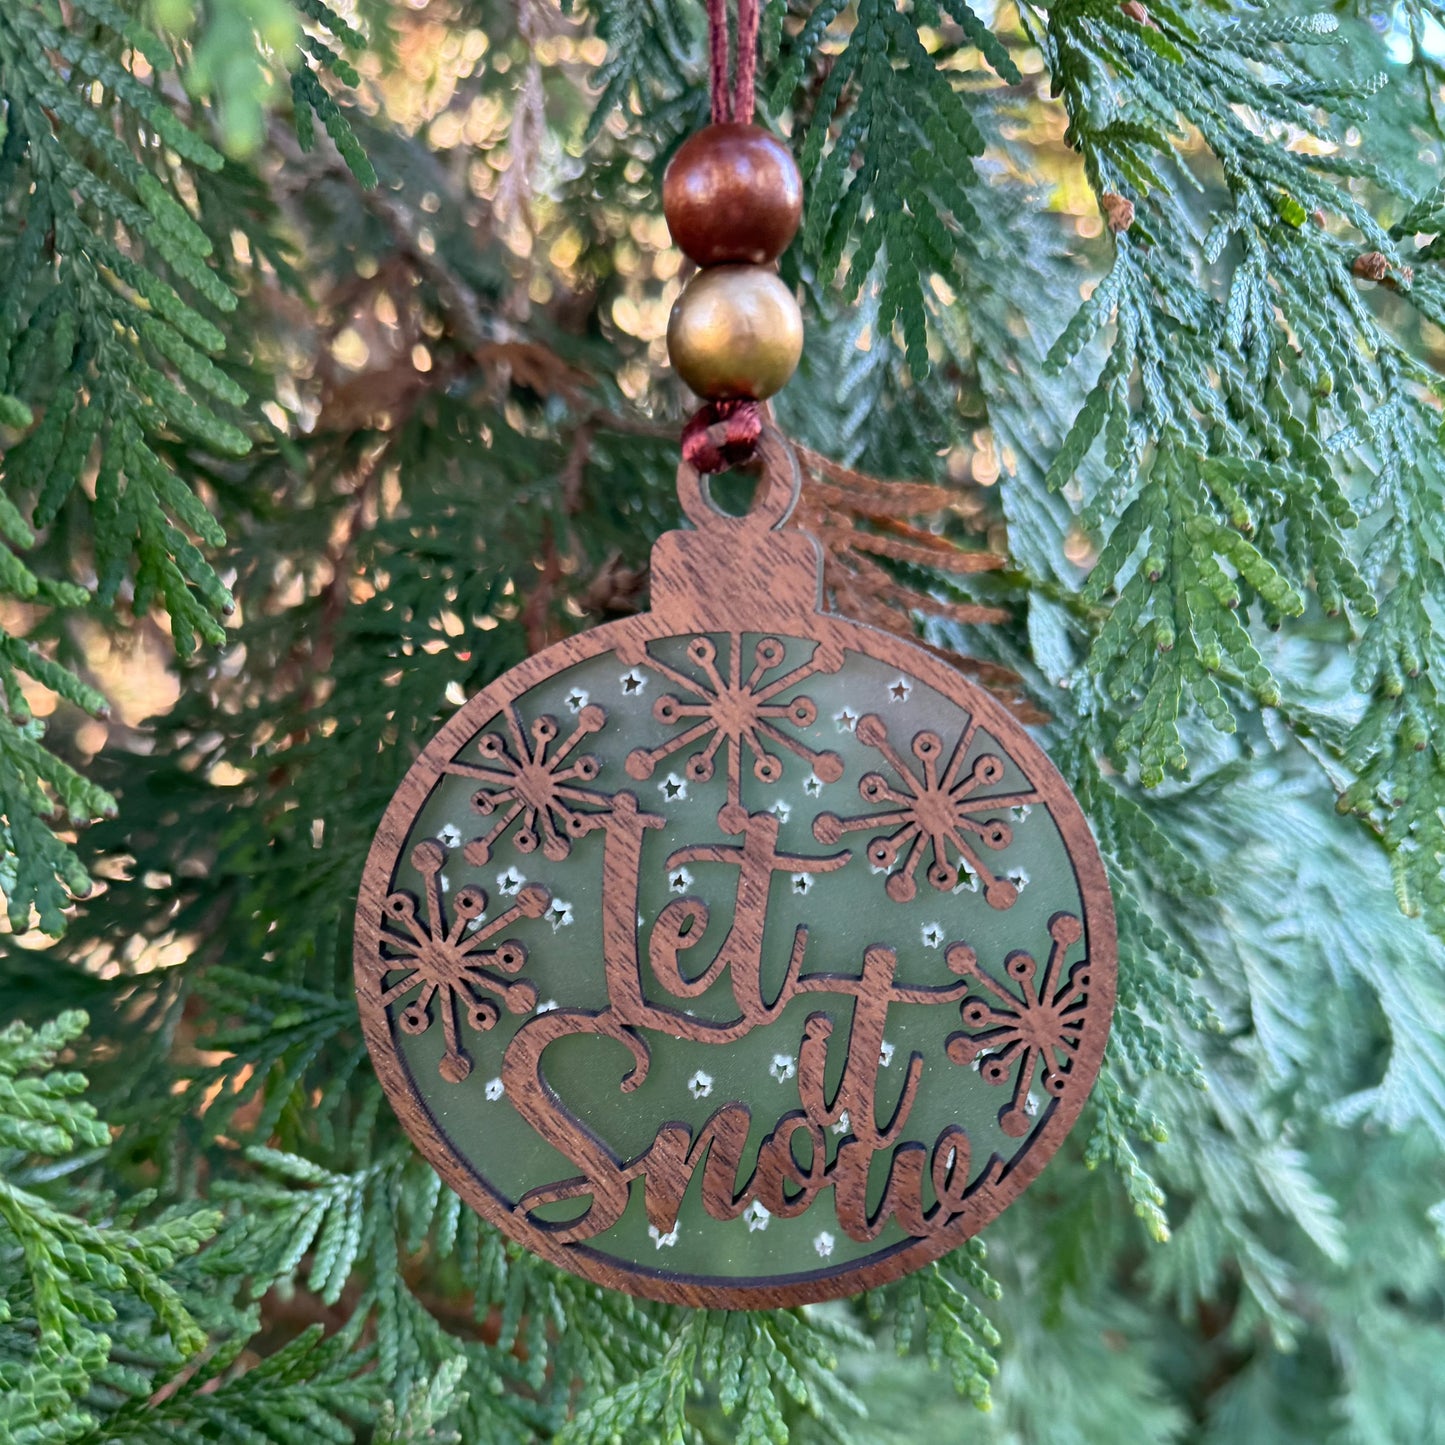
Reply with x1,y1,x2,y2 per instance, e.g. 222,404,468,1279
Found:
355,427,1117,1308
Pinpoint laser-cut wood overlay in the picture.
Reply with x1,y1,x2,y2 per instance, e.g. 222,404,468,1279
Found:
355,430,1116,1308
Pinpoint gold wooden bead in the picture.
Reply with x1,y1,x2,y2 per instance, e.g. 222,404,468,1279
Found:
666,266,804,401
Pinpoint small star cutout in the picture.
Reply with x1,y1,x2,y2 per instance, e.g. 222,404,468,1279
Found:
497,868,525,896
793,873,814,895
484,1078,505,1101
769,1054,797,1083
888,678,912,703
437,823,462,848
648,1224,679,1249
744,1200,771,1232
566,689,589,713
688,1070,714,1100
922,923,944,949
813,1231,836,1259
770,800,792,823
832,1110,851,1137
803,773,825,797
547,900,574,931
660,773,688,801
621,669,646,695
879,1040,896,1068
669,867,694,894
835,708,859,733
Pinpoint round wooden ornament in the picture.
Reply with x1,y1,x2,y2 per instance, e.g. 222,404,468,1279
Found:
355,428,1116,1308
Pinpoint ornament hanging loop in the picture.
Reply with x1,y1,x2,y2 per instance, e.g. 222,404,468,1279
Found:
655,422,819,630
675,420,799,534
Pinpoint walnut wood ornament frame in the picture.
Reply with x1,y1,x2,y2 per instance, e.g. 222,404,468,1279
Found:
355,428,1116,1309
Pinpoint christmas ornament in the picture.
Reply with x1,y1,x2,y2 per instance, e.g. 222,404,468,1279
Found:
355,0,1115,1310
355,433,1116,1306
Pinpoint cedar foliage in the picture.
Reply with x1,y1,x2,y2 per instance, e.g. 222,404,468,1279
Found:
2,0,1444,1440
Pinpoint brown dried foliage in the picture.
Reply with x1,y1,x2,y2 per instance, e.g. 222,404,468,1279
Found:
788,443,1041,721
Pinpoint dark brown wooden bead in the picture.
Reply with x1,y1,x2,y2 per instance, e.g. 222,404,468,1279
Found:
663,123,803,267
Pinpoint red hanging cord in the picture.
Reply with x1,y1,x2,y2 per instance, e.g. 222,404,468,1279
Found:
684,0,765,473
707,0,732,121
706,0,758,124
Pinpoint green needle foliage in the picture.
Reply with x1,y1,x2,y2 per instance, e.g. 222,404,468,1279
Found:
1,0,1444,1439
0,0,373,933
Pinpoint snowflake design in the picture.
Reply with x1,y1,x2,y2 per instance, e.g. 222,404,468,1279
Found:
373,840,549,1083
945,914,1092,1138
813,713,1038,908
623,634,845,805
446,703,609,865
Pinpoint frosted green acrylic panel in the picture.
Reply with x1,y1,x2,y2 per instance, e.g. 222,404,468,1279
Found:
357,621,1114,1307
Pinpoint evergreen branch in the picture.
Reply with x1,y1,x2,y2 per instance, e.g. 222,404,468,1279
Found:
785,0,996,379
2,5,1442,1438
867,1241,1002,1410
0,0,258,930
0,1012,224,1442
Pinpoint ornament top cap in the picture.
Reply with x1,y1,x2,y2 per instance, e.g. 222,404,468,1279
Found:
652,422,824,632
